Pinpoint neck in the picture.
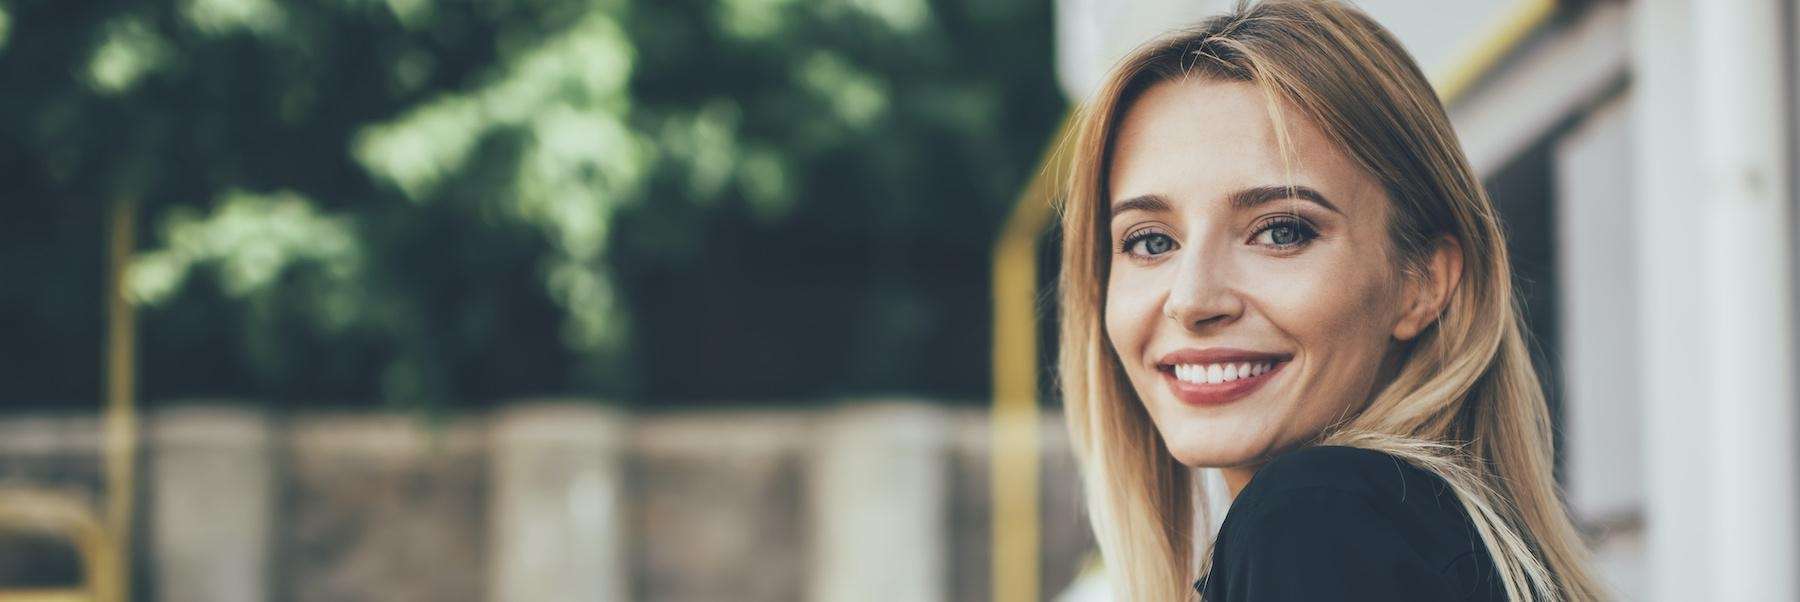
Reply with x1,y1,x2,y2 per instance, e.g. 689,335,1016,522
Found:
1221,464,1263,500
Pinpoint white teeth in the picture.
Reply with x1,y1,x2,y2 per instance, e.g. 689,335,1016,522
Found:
1172,361,1278,385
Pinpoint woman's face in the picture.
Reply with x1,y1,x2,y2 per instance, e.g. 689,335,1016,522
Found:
1104,79,1427,471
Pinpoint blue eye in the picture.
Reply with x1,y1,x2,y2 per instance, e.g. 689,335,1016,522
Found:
1251,217,1317,249
1120,230,1177,258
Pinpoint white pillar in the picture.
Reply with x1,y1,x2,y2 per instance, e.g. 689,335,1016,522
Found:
1631,4,1707,599
1693,1,1798,599
1554,96,1646,599
148,405,273,602
1555,97,1642,526
487,402,628,602
1634,1,1798,599
809,402,948,602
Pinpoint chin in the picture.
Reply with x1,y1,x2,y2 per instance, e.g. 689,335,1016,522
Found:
1134,388,1267,468
1159,423,1277,469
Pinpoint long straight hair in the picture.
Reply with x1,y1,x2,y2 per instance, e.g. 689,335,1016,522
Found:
1056,2,1606,600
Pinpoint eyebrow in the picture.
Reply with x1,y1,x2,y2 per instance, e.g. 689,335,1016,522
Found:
1109,185,1344,217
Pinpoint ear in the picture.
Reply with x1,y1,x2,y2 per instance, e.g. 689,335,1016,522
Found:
1393,235,1463,342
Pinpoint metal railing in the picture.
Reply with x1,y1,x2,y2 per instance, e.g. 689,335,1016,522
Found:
0,198,137,602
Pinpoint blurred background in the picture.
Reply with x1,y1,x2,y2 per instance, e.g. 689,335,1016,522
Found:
1,0,1793,600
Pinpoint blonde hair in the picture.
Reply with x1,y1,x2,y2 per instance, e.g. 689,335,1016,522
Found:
1055,2,1607,600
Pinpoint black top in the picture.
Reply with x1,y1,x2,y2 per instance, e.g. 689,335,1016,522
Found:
1194,445,1508,601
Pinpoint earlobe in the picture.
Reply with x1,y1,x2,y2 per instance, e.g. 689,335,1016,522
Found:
1393,235,1463,342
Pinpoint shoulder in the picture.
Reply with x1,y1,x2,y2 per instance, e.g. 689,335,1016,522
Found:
1227,445,1471,558
1236,444,1441,504
1199,446,1504,601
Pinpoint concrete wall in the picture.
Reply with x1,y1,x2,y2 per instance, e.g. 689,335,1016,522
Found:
0,401,1093,602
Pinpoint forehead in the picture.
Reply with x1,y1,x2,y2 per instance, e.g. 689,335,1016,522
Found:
1106,78,1378,210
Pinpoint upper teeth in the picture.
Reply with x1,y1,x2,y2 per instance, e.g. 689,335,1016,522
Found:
1173,361,1275,385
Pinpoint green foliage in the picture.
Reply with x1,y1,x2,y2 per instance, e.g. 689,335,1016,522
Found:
0,0,1062,408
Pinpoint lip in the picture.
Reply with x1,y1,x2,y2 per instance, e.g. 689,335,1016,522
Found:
1154,347,1292,407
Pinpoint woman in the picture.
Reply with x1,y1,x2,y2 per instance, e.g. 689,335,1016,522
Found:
1056,1,1608,600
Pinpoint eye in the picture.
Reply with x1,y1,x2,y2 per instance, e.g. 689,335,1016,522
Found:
1119,228,1178,259
1250,216,1318,249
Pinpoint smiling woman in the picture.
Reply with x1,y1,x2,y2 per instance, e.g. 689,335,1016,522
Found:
1104,77,1451,497
1055,2,1607,601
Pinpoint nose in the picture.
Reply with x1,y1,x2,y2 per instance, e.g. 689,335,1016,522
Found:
1161,245,1244,330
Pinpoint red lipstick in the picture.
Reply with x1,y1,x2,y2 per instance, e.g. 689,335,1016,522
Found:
1154,348,1291,407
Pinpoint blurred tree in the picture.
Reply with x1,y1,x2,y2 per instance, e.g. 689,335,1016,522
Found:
0,0,1062,409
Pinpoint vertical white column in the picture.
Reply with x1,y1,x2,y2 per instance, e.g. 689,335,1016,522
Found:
1636,1,1799,600
1555,97,1647,599
809,402,947,602
1555,97,1642,526
488,402,628,602
1693,1,1798,599
1632,2,1711,599
149,405,273,602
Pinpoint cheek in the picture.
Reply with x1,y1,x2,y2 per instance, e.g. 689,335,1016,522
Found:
1251,251,1400,355
1103,267,1160,363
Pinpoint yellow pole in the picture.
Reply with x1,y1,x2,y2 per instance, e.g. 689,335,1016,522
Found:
101,197,137,602
990,115,1071,602
1430,0,1558,104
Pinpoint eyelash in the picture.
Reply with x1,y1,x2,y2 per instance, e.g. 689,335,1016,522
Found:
1249,215,1320,249
1118,227,1175,258
1115,214,1321,259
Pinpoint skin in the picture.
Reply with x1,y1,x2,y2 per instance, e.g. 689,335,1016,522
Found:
1103,79,1462,499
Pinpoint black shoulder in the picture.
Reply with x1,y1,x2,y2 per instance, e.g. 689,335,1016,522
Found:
1235,445,1445,505
1198,446,1506,601
1203,485,1461,601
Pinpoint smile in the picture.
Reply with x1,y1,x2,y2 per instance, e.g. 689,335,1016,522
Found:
1154,348,1292,407
1171,361,1275,385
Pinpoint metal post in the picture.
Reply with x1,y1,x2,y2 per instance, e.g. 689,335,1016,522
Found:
102,197,137,602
